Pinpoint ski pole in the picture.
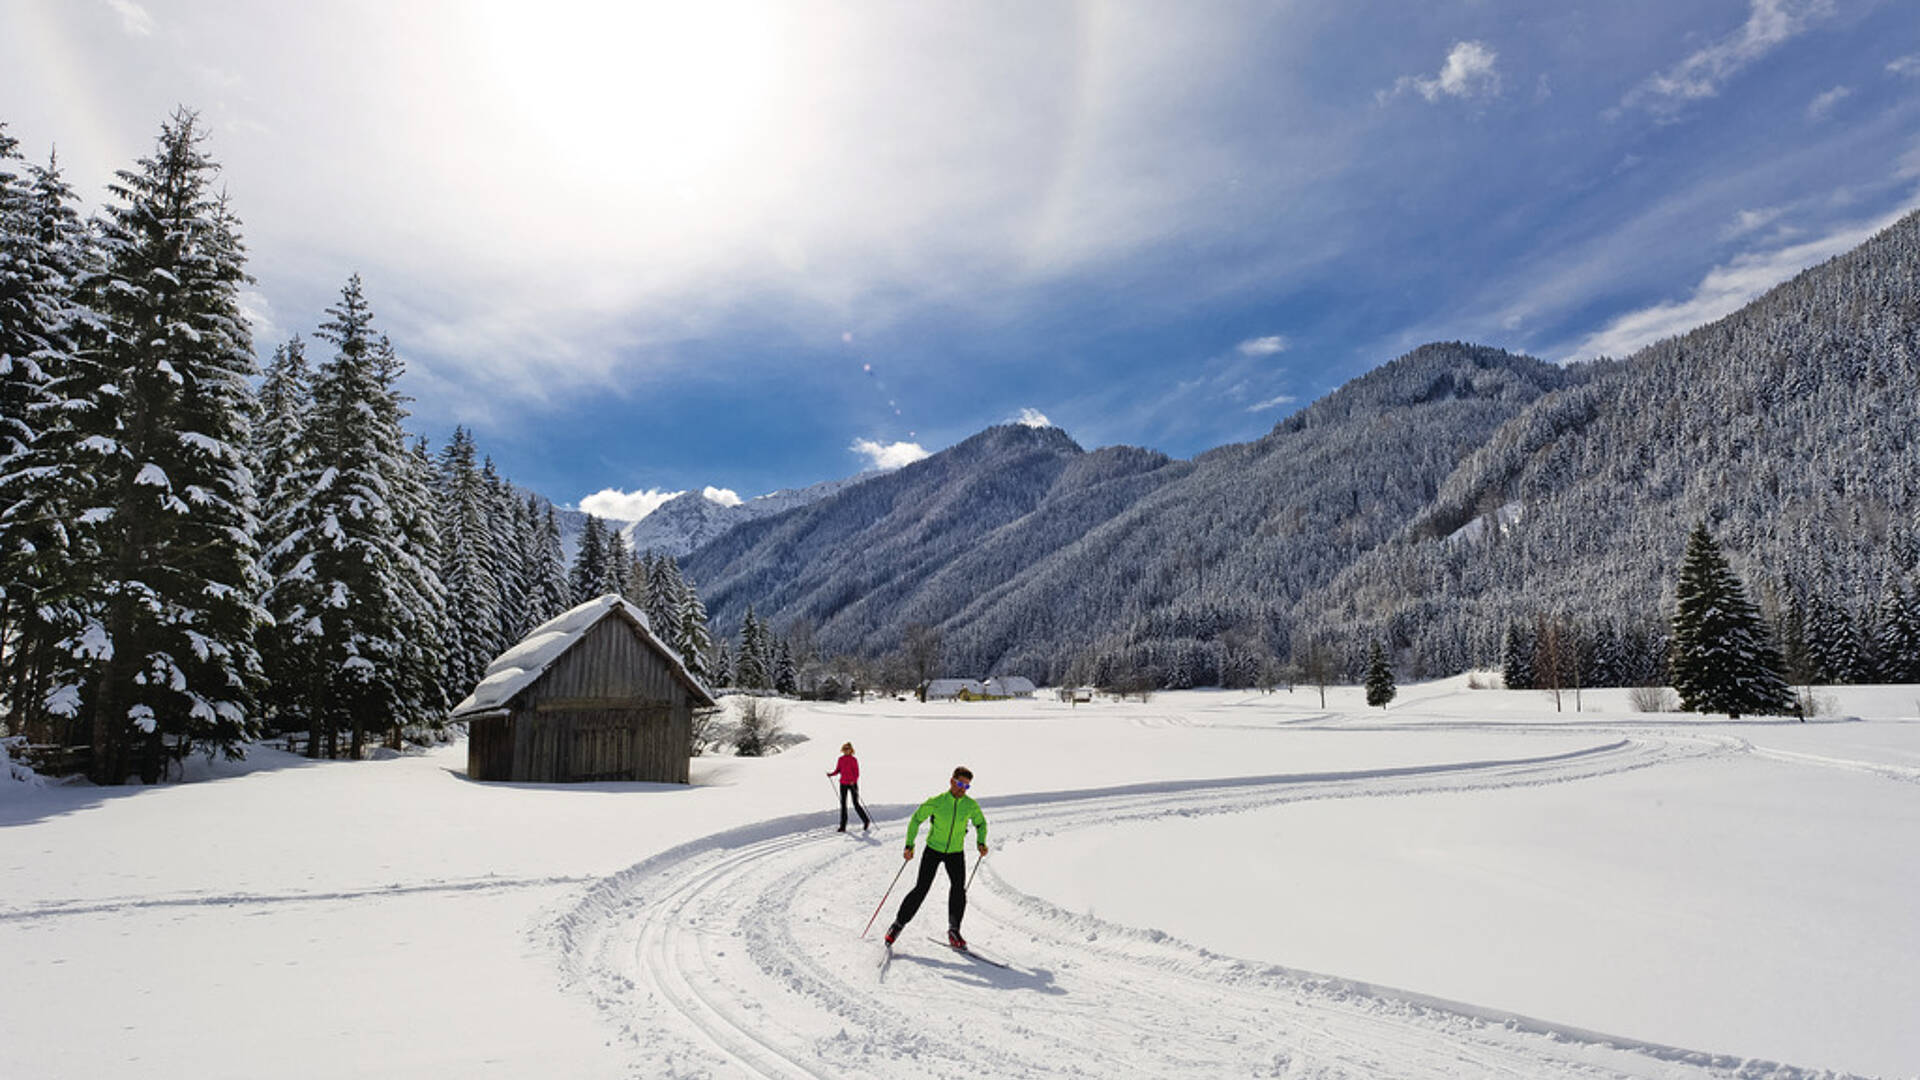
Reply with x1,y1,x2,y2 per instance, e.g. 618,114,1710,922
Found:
861,856,911,939
966,850,985,891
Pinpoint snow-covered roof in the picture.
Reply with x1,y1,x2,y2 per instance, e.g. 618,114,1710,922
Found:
925,679,987,699
984,676,1036,696
450,594,715,718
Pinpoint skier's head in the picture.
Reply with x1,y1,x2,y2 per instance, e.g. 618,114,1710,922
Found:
950,766,973,793
842,742,854,754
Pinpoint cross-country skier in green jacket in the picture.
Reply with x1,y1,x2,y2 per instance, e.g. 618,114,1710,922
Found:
885,765,988,949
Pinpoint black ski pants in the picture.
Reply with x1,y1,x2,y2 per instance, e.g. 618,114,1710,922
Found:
838,783,871,829
895,847,967,931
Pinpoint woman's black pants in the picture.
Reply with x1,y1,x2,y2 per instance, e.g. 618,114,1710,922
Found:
838,783,871,829
895,847,967,931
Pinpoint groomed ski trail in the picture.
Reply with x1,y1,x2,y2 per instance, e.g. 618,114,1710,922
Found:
549,732,1857,1079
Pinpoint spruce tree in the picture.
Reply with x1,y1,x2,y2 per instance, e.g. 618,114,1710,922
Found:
60,111,266,781
1870,579,1919,683
438,426,502,701
675,576,713,683
1500,621,1533,690
1669,523,1793,718
1363,639,1395,708
736,608,767,689
529,502,571,623
569,514,608,605
0,135,93,741
774,639,797,695
261,277,422,759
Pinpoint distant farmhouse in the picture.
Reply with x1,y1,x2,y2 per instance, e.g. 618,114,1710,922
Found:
921,676,1036,702
451,595,716,783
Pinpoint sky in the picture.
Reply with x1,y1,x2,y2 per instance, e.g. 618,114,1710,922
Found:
4,0,1918,517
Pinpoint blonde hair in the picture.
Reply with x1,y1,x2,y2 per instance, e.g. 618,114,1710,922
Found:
841,742,854,754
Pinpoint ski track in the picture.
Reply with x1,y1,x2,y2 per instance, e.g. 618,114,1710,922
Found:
548,731,1864,1079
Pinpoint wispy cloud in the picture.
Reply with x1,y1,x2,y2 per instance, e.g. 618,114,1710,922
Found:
1887,54,1920,78
702,486,742,507
1012,408,1054,428
1805,85,1851,122
1558,204,1910,361
1236,334,1289,357
1623,0,1836,119
104,0,154,36
1246,393,1297,412
1387,41,1501,104
579,487,682,522
1724,206,1785,239
850,438,928,470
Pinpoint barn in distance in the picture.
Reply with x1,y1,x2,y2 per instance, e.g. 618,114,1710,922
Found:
451,594,716,783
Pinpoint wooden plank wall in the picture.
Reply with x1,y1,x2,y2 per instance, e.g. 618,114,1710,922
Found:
500,615,694,783
468,715,516,781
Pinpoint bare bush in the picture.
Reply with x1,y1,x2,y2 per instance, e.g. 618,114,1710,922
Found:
689,707,723,756
733,697,787,757
1794,688,1834,718
1628,685,1677,713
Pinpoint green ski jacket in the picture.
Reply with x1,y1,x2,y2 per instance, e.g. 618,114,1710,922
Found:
905,791,988,853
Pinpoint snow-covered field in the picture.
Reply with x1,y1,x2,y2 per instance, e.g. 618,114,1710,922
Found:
4,678,1917,1079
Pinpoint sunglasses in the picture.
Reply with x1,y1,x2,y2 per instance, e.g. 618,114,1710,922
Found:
954,779,971,789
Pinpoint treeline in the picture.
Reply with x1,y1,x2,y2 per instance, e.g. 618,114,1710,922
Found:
0,110,726,782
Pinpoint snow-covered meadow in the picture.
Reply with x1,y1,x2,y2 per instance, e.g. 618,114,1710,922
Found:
3,679,1917,1079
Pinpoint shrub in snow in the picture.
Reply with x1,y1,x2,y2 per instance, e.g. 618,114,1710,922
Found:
2,736,45,790
732,697,786,757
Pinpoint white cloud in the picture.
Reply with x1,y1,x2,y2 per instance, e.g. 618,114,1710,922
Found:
1246,394,1297,412
1558,204,1911,362
579,487,682,522
1236,335,1289,357
1889,55,1920,78
236,289,281,348
1805,85,1851,122
1625,0,1836,117
701,486,743,507
1724,206,1785,239
850,438,929,470
1391,41,1501,104
1013,408,1054,428
105,0,154,36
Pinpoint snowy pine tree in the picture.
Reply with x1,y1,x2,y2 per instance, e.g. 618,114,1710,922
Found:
438,427,502,702
1363,639,1395,708
736,608,768,689
675,576,713,683
261,277,426,759
528,502,571,624
0,132,94,741
57,111,267,782
1669,523,1793,719
1499,621,1533,690
774,638,796,695
570,515,610,606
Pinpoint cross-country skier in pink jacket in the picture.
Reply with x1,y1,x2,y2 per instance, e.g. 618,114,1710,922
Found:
828,742,872,832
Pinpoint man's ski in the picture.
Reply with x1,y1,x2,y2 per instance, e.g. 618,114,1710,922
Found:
928,937,1010,969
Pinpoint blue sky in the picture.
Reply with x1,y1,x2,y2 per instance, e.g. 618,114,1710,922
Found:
5,0,1918,518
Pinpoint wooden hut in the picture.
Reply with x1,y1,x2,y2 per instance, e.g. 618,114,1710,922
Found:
451,594,716,783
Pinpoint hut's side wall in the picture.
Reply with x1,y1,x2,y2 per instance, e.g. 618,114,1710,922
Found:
508,616,694,783
468,714,516,781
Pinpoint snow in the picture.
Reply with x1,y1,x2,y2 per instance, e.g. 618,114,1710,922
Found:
2,679,1916,1079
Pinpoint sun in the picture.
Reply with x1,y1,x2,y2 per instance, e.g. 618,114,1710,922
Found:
469,1,789,205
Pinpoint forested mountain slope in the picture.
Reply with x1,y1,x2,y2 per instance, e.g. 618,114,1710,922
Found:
686,347,1580,682
1309,209,1920,681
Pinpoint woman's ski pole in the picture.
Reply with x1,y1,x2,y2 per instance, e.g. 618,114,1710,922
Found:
862,857,910,939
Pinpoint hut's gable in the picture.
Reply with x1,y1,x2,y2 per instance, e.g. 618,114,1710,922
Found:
529,613,683,708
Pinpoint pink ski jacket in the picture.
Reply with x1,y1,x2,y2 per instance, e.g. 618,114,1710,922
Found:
830,754,860,785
